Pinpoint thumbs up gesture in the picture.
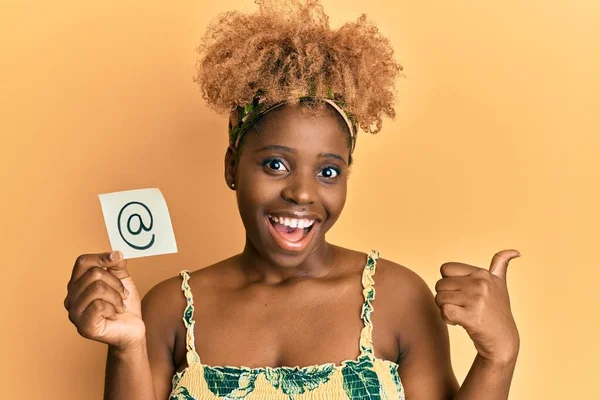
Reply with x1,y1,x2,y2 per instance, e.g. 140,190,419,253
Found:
434,249,522,365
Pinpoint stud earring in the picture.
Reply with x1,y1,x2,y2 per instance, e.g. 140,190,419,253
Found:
231,183,235,188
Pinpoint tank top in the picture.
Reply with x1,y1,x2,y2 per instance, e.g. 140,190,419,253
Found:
169,250,406,399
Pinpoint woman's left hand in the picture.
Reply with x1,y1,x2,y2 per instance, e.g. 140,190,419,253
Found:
434,249,522,365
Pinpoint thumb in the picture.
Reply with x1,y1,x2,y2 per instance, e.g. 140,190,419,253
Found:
489,249,521,281
106,250,130,280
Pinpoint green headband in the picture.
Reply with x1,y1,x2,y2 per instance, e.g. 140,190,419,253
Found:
228,93,357,153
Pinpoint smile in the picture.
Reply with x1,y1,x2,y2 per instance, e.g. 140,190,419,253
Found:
266,214,319,252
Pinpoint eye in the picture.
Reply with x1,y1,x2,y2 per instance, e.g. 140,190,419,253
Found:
263,158,288,172
318,166,341,179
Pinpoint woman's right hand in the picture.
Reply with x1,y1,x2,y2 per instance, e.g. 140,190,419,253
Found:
64,251,146,351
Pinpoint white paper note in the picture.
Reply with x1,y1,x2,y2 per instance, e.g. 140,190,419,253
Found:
98,188,178,259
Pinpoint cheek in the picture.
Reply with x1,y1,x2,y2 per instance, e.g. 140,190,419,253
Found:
235,189,263,235
322,182,347,219
238,172,279,203
235,172,279,219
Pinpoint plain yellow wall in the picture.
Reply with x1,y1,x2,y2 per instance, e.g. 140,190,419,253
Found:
1,0,598,398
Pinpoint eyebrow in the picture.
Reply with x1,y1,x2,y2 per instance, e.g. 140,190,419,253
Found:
256,145,347,165
256,145,297,154
319,152,347,164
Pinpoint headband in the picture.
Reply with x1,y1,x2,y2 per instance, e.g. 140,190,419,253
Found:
228,95,357,153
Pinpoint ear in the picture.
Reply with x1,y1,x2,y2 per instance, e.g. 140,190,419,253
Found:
224,144,238,190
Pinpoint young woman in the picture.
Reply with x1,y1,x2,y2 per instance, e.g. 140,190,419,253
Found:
64,1,521,399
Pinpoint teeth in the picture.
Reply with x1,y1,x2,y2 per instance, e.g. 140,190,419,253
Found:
269,215,315,229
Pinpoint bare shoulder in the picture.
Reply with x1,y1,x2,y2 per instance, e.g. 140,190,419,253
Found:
335,247,431,299
141,257,235,324
375,256,428,288
374,256,459,396
141,273,188,337
374,256,435,318
140,262,234,374
371,256,441,352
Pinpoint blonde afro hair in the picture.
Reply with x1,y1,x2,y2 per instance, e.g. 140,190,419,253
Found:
194,0,403,134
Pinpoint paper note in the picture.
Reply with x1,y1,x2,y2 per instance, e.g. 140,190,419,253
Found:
98,188,178,259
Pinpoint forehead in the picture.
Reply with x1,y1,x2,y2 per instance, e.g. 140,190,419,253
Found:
246,104,350,152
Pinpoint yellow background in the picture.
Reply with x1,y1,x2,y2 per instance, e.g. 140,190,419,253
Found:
1,0,598,398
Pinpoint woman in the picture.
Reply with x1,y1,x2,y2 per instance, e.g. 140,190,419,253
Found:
64,1,521,399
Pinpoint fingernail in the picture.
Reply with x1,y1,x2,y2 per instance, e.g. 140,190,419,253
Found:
123,303,127,312
110,251,122,261
124,289,130,299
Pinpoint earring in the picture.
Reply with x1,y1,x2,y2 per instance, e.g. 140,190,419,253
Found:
231,183,235,188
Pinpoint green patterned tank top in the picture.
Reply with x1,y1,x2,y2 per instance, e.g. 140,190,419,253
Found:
169,250,406,399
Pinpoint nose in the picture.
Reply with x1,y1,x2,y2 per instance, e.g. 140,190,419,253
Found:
281,173,318,206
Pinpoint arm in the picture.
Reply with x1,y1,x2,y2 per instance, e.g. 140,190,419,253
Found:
64,252,180,400
452,355,517,400
105,277,181,400
104,339,157,400
392,265,519,400
393,267,460,399
436,250,522,400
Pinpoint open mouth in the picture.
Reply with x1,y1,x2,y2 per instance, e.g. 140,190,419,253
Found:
265,215,319,252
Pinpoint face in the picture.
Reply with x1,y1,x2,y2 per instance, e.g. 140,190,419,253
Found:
225,103,351,268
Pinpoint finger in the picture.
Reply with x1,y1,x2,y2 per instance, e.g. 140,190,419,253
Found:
71,251,129,283
77,300,118,338
439,303,469,326
70,251,127,282
71,280,125,316
104,251,129,280
435,290,470,308
106,252,129,280
440,262,480,278
434,276,471,292
489,249,521,281
66,267,127,309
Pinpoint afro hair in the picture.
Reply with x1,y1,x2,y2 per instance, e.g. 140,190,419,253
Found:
194,0,403,135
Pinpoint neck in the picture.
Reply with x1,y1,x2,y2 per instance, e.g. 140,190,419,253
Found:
239,239,336,284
